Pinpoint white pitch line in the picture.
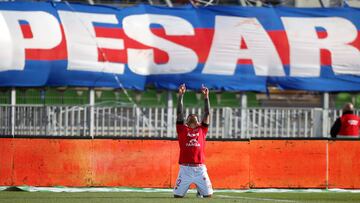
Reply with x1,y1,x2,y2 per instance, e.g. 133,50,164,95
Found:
217,194,298,203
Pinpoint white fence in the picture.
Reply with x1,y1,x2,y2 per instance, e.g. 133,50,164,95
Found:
0,105,358,139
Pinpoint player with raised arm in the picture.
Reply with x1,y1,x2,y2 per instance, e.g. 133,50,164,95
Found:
173,84,213,198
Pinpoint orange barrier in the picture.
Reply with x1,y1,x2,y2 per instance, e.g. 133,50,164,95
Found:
12,139,93,186
0,138,13,186
250,140,327,188
92,140,174,187
0,138,360,189
206,141,250,189
328,141,360,189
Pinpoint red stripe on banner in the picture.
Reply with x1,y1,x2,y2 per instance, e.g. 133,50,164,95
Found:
317,31,328,39
318,31,331,65
20,24,33,39
237,37,253,65
23,25,68,60
268,30,290,65
95,27,126,63
95,26,122,39
21,25,360,67
95,28,290,66
350,31,360,53
97,48,126,63
147,28,214,64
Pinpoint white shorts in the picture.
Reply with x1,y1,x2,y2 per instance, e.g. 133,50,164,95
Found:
173,164,213,197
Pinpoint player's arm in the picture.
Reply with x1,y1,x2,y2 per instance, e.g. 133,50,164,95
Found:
330,118,341,138
201,85,210,125
177,84,186,124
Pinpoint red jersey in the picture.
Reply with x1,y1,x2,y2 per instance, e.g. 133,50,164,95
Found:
176,123,208,164
338,114,360,136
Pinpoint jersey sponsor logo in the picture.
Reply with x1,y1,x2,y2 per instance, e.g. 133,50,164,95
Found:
186,138,200,147
348,120,359,125
187,132,199,138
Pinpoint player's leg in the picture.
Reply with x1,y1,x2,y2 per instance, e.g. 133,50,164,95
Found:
173,165,192,198
194,165,213,198
196,190,203,198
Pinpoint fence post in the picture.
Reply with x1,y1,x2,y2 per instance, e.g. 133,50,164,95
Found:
322,92,329,137
313,108,323,137
239,0,247,6
166,91,173,137
11,88,16,137
240,93,248,138
164,0,173,7
89,88,95,138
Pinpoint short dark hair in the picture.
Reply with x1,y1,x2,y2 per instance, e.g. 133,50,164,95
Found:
343,102,354,113
186,114,199,125
187,114,199,120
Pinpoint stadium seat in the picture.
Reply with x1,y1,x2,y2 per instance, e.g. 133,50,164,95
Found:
139,89,167,107
63,89,87,105
16,89,41,104
0,89,10,104
335,93,352,108
216,92,239,107
247,92,260,107
183,91,199,107
356,95,360,108
95,89,116,105
45,88,63,105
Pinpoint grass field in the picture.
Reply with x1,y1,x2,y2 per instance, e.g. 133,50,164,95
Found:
1,191,360,203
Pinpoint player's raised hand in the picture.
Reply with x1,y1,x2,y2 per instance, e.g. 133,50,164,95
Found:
201,84,209,98
179,84,186,95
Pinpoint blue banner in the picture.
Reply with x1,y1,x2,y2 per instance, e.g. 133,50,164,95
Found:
0,2,360,92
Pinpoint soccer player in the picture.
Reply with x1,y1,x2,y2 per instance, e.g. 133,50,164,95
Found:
173,84,213,198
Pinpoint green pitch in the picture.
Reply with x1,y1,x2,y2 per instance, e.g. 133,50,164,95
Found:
1,191,360,203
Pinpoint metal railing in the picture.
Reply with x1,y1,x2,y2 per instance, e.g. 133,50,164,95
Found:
1,105,357,139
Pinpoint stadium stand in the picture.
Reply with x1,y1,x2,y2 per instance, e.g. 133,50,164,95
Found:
1,87,358,109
